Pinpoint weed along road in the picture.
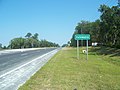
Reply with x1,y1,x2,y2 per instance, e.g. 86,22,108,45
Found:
0,48,60,90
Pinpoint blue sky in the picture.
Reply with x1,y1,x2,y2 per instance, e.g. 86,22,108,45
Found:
0,0,118,46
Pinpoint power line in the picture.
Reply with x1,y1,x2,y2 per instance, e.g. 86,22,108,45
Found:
104,0,111,5
104,0,117,6
109,0,117,6
92,0,118,22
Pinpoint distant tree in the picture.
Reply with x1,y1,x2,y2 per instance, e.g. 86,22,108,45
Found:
99,4,120,48
25,32,32,38
3,46,7,49
9,32,59,49
62,44,67,47
32,33,39,40
70,20,100,47
89,19,100,43
39,40,59,47
70,4,120,48
10,37,25,49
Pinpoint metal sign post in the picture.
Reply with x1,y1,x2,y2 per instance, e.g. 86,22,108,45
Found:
77,40,79,60
86,40,88,60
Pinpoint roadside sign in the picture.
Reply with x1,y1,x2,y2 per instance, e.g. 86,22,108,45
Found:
74,34,90,60
75,34,90,40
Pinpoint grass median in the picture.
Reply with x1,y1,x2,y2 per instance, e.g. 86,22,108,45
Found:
19,47,120,90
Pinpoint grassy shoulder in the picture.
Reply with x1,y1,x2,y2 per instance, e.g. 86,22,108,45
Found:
19,47,120,90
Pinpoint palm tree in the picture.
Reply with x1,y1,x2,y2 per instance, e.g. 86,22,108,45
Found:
25,32,32,38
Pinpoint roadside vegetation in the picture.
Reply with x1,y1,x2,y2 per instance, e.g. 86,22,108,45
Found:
9,33,60,49
0,33,59,49
18,47,120,90
90,46,120,66
70,4,120,48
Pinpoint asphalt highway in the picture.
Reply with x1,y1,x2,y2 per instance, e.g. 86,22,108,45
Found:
0,48,60,90
0,48,56,75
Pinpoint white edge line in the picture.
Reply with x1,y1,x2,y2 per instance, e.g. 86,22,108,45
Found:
0,49,58,78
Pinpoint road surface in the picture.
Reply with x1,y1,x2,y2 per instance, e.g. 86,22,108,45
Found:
0,48,59,90
0,48,56,75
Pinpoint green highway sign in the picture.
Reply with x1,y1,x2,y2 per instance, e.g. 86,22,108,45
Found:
75,34,90,40
74,34,90,60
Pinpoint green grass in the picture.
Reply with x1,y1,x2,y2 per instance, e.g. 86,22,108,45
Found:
89,46,120,66
19,47,120,90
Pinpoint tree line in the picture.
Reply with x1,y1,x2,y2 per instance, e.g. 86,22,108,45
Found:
0,33,59,49
70,4,120,48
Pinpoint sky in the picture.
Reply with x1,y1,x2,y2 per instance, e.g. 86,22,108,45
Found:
0,0,118,46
